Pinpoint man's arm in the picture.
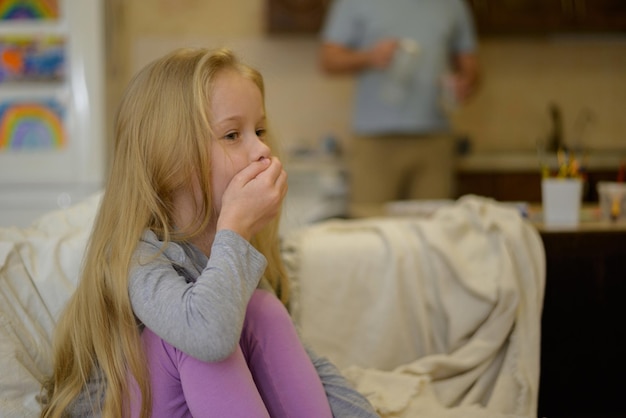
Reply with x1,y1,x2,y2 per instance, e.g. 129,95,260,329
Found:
319,40,398,75
451,51,480,103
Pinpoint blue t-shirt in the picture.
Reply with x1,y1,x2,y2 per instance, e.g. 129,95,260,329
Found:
321,0,477,135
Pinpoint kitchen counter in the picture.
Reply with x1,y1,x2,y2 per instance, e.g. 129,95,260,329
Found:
527,204,626,232
455,152,624,203
456,151,626,172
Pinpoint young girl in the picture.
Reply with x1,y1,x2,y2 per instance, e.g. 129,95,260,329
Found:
41,48,378,418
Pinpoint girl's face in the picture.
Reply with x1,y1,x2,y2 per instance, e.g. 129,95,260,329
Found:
209,69,271,215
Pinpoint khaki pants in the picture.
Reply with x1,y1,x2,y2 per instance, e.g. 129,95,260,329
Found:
347,133,455,216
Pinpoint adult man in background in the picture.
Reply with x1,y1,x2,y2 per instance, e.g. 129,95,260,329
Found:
319,0,480,216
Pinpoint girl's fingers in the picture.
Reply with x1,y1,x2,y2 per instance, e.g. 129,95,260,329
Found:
232,158,272,187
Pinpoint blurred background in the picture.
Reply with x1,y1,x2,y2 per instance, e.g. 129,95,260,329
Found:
1,0,625,226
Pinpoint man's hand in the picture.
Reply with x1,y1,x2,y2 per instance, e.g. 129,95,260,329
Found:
319,38,398,74
368,39,398,70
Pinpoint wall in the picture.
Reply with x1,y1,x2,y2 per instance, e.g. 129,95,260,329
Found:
112,0,626,156
455,37,626,153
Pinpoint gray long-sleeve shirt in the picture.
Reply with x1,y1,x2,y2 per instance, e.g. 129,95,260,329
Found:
129,229,264,362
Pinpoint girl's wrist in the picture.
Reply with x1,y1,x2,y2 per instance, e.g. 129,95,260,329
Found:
216,220,251,242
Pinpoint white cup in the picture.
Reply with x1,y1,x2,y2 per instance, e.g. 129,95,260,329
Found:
542,178,583,226
597,181,626,221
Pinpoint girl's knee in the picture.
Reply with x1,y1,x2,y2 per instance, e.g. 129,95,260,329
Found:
245,289,292,330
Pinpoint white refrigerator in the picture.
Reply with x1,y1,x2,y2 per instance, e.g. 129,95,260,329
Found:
0,0,106,227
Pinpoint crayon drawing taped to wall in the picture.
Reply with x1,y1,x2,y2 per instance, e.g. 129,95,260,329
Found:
0,0,59,20
0,35,65,83
0,98,67,152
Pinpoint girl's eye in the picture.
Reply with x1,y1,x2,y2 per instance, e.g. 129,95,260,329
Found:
256,128,267,139
224,132,239,141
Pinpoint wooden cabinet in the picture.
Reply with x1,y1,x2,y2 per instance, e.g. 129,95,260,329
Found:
467,0,626,35
455,170,618,203
538,228,626,417
580,0,626,31
467,0,574,35
266,0,626,35
266,0,330,34
456,171,543,202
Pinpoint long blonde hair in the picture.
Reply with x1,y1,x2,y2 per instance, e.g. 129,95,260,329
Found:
41,47,289,418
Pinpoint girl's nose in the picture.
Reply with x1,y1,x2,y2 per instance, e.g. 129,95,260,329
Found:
253,138,271,162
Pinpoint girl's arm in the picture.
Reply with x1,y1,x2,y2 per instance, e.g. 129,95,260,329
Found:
128,229,266,362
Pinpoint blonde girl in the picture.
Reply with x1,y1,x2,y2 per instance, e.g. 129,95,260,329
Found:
41,48,377,418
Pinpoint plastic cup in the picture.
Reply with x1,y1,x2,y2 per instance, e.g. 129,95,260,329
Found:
596,181,626,222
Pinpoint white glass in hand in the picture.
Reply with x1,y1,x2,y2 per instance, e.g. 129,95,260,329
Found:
380,38,420,104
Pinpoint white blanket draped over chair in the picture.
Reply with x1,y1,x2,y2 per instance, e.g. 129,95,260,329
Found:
283,195,545,417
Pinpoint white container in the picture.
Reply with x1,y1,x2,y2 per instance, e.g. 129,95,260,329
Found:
596,181,626,222
542,178,583,226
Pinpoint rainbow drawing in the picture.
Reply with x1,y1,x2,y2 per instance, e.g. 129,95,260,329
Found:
0,0,59,20
0,99,66,151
